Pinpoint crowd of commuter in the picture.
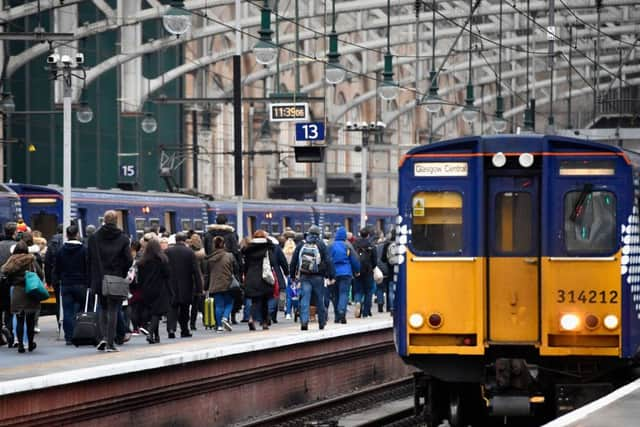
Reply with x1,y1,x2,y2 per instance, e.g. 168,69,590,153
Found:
0,210,398,353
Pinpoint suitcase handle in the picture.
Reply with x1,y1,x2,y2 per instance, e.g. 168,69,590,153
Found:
84,289,98,313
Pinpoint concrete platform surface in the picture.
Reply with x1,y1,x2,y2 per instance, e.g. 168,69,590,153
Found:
0,311,393,396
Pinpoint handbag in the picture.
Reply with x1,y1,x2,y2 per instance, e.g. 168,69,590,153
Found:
102,274,130,298
229,276,240,290
262,250,275,285
25,269,49,301
373,266,384,285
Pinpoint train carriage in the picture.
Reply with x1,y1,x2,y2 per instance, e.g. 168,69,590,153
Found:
394,134,640,426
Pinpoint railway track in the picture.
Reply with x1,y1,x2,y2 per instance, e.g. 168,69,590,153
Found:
235,377,420,427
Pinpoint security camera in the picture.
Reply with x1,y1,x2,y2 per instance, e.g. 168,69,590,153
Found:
75,53,85,65
359,122,368,130
376,121,386,129
60,55,72,66
47,53,60,64
346,121,354,130
369,122,378,130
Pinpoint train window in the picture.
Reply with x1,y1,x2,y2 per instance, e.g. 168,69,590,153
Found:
283,216,291,229
411,192,463,253
294,224,302,233
149,218,160,230
194,219,204,232
98,216,104,226
559,160,615,176
564,190,616,254
271,223,280,234
495,193,533,253
181,219,192,231
135,218,146,239
248,216,257,237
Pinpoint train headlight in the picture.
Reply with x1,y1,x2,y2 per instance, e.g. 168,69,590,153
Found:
519,152,534,168
585,314,599,330
427,312,443,329
603,314,619,330
409,313,424,329
560,314,580,331
492,152,507,168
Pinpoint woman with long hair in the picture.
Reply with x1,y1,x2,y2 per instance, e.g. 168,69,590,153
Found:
241,230,276,330
1,241,44,352
137,239,171,344
205,236,238,332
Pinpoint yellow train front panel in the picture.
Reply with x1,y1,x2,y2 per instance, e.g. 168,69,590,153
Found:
405,248,485,355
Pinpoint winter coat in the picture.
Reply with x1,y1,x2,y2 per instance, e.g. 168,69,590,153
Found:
354,237,377,279
242,238,276,298
54,241,89,288
204,224,243,273
206,248,237,294
44,233,63,285
1,253,44,314
88,223,133,296
290,234,335,280
268,236,290,290
194,247,207,288
330,227,360,278
0,239,16,311
165,242,203,305
138,257,171,315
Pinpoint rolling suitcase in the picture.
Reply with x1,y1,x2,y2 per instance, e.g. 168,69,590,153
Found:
203,294,215,329
72,289,101,346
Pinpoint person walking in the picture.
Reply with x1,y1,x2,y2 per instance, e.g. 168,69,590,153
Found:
329,227,360,324
165,232,203,338
290,225,335,331
55,224,89,345
267,235,289,324
353,228,377,318
137,239,171,344
1,241,44,352
44,224,63,331
205,236,238,332
242,230,276,330
188,233,206,330
88,210,133,352
0,221,17,347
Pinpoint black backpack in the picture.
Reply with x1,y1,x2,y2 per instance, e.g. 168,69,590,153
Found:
356,241,373,276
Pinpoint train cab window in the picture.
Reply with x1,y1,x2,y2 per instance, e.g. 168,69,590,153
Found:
181,219,192,231
564,190,616,254
135,218,146,240
411,192,463,253
495,193,533,253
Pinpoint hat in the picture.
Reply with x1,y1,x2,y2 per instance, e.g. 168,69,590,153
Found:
16,222,29,233
308,225,321,236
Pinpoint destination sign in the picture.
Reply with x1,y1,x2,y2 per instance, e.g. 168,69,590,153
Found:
414,162,468,177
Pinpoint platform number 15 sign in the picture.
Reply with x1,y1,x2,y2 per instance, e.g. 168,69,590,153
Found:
120,164,137,177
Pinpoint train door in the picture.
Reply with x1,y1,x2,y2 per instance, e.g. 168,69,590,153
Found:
115,210,130,236
30,212,58,239
164,211,176,233
487,175,540,344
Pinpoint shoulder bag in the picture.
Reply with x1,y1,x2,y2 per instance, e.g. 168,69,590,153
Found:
97,244,130,298
25,263,49,301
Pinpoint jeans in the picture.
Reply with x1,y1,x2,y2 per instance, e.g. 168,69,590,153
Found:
99,295,121,347
333,276,351,321
242,297,252,321
299,275,326,327
354,276,375,317
213,291,233,326
375,280,387,309
387,280,396,313
61,285,86,342
268,296,278,321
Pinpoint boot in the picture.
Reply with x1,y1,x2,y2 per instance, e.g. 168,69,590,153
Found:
231,313,238,325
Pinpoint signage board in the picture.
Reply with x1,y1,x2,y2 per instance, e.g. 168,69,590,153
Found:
414,162,468,177
295,122,325,141
269,103,309,122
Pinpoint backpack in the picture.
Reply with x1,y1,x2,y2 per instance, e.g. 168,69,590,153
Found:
356,242,373,276
298,242,321,274
386,242,401,265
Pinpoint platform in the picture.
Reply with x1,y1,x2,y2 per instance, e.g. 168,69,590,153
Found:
0,310,410,426
544,377,640,427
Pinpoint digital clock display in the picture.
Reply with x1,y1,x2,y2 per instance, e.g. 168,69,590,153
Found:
269,103,309,122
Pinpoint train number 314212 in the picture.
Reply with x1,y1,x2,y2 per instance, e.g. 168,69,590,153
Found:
556,289,618,304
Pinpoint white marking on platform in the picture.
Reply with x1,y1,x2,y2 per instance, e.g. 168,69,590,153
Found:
543,378,640,427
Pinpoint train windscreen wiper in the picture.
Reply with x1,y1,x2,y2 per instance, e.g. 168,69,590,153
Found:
570,183,593,222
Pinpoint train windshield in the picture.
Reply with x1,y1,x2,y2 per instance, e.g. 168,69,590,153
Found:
564,190,616,254
411,191,463,253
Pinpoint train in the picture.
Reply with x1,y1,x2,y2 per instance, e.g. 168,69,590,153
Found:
4,183,395,241
394,134,640,426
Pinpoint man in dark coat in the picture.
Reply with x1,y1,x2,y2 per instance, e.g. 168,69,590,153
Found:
0,221,17,346
165,232,203,338
44,224,63,329
88,211,132,352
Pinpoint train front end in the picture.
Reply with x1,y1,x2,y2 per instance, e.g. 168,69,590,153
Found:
394,135,639,426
